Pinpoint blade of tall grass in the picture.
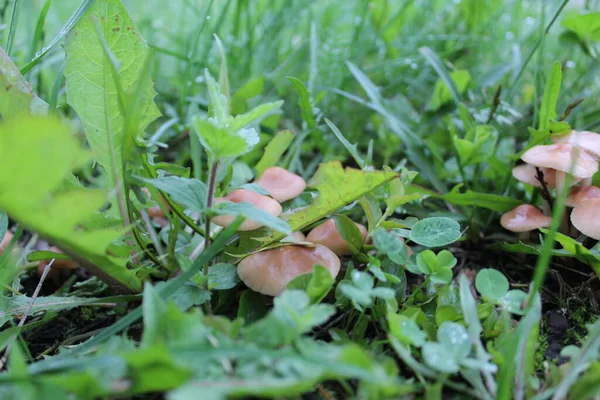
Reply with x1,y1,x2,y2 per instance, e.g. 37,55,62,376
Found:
4,0,21,56
419,46,462,105
20,0,94,75
26,0,52,76
505,0,570,99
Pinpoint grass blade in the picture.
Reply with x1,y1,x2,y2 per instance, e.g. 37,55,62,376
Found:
4,0,21,56
20,0,95,75
419,46,462,105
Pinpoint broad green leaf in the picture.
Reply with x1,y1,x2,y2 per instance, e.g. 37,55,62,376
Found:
287,77,317,129
388,313,426,347
333,214,364,253
211,202,291,234
430,267,453,284
372,228,409,265
427,69,471,111
453,125,498,165
208,263,240,290
540,230,600,276
437,322,471,360
0,117,142,292
409,217,461,247
141,176,207,213
422,342,460,373
231,101,283,131
286,264,335,304
538,61,562,131
237,290,268,324
475,268,509,301
243,290,335,347
498,290,527,315
231,77,264,115
255,130,295,177
192,117,254,161
562,11,600,41
141,284,168,348
205,68,230,126
0,47,48,117
434,184,522,212
238,162,398,247
0,293,131,327
64,0,160,213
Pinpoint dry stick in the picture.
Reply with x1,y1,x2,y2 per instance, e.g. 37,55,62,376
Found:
0,259,55,369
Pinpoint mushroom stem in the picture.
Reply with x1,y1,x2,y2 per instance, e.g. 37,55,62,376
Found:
583,177,593,186
541,198,551,216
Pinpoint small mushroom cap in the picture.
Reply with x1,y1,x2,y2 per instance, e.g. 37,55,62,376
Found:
255,167,307,202
141,187,170,218
566,185,600,207
553,130,600,158
306,218,368,255
521,143,599,178
0,230,14,254
500,204,551,232
238,244,341,296
571,199,600,240
213,189,282,231
37,246,78,278
512,164,557,187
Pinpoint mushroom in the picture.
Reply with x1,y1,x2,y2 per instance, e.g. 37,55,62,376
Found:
521,144,598,194
254,166,306,202
306,218,368,255
212,189,282,231
571,199,600,240
511,164,576,188
552,130,600,158
566,185,600,207
500,204,552,232
237,244,340,296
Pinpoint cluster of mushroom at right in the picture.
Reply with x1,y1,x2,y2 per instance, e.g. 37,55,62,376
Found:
502,130,600,240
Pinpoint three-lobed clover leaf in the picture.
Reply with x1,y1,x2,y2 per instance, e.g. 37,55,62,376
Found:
337,270,395,311
422,321,471,374
408,249,457,284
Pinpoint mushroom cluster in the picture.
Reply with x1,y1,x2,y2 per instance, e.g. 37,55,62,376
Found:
214,166,377,297
503,130,600,239
238,217,369,296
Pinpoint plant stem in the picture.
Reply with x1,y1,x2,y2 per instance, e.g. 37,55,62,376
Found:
203,160,219,315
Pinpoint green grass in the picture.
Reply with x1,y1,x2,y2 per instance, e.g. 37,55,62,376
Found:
1,0,600,398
